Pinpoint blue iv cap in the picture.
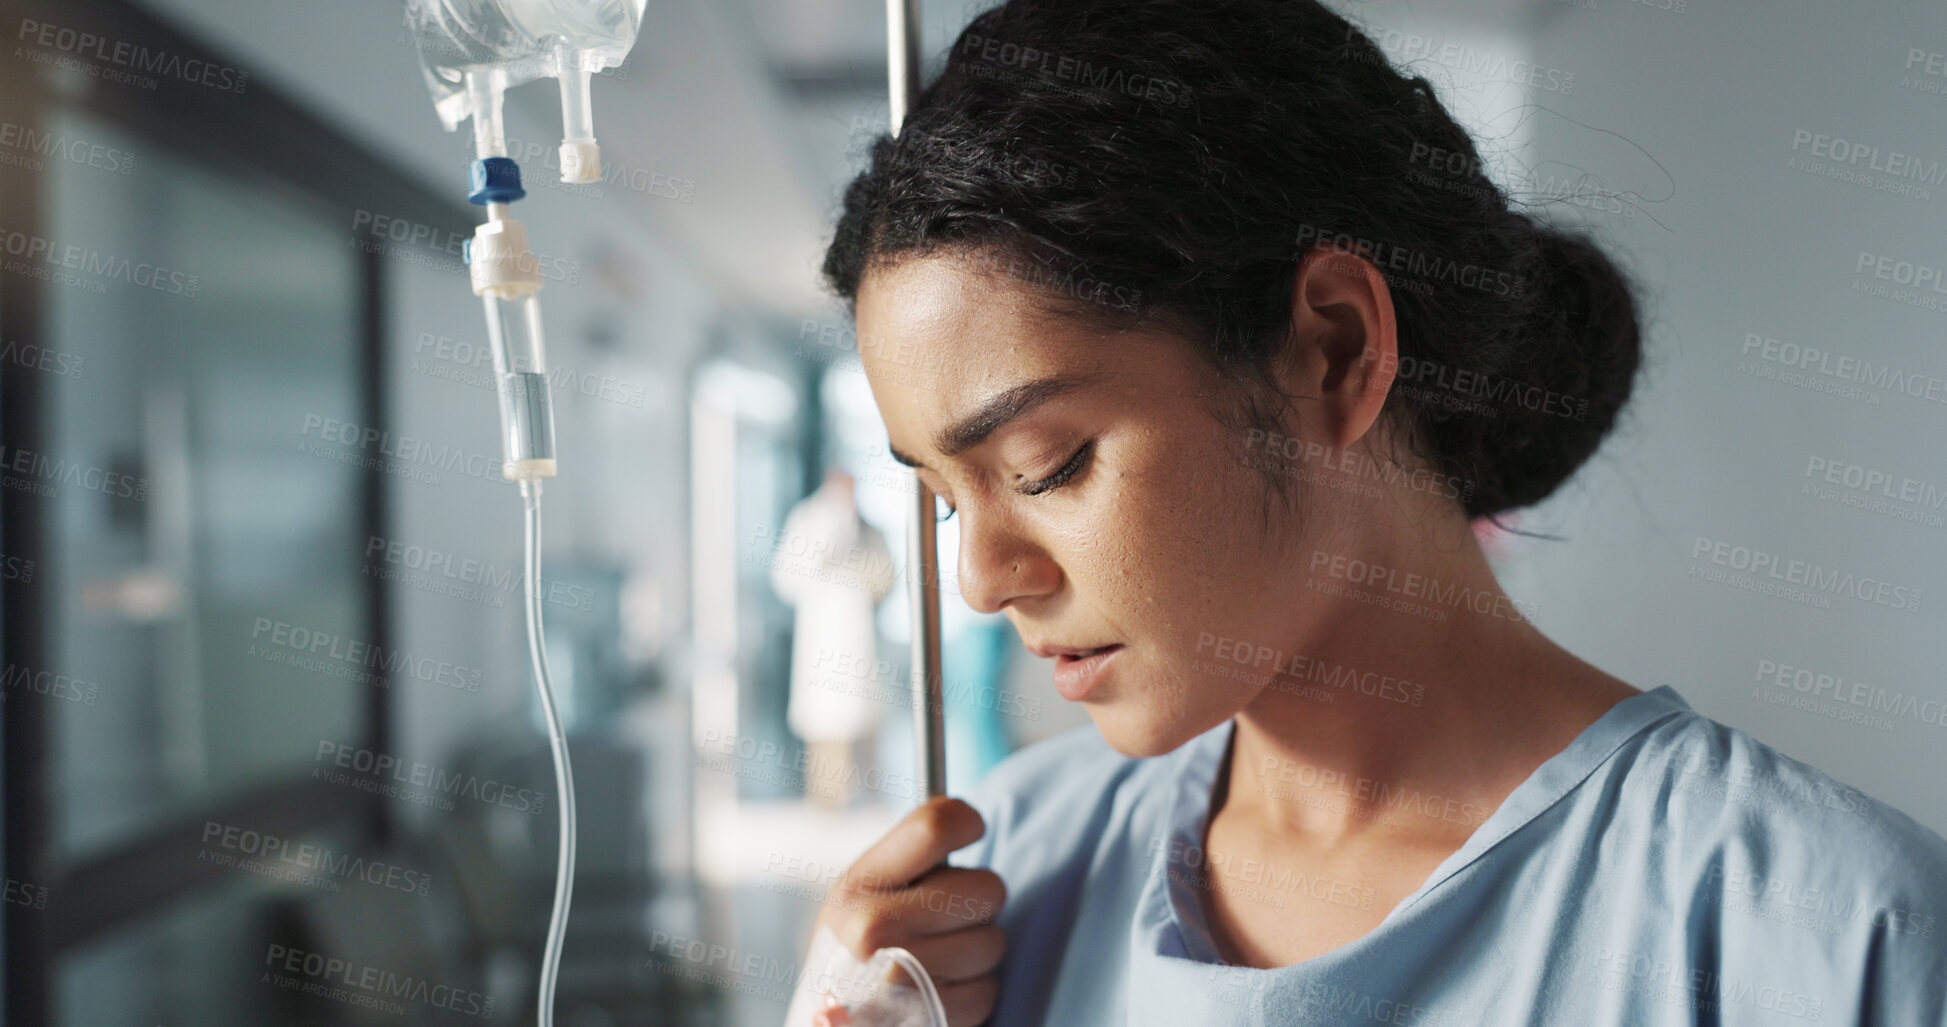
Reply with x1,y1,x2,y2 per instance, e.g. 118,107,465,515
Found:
468,157,526,204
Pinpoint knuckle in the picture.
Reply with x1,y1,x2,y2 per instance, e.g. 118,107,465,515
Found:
830,868,867,898
959,872,1005,921
950,797,986,837
979,869,1007,907
825,883,866,919
852,910,901,954
837,863,878,893
914,798,956,840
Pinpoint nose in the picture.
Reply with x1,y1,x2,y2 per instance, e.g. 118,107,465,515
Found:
954,503,1061,614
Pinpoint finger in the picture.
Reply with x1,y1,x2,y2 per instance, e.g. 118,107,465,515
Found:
822,870,1002,960
841,797,985,893
884,867,1006,934
937,974,1001,1027
897,924,1006,985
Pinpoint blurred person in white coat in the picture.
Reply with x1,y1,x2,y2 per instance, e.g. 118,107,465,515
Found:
771,468,896,808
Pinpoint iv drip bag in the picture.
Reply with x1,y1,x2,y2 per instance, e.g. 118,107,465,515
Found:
403,0,646,174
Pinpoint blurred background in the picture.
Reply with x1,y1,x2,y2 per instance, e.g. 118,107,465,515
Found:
0,0,1940,1023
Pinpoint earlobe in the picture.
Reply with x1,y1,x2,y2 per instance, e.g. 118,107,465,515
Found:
1286,244,1400,452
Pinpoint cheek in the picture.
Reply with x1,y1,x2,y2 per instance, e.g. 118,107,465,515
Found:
1085,428,1289,651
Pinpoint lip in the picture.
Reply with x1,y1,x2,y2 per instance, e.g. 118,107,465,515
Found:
1050,644,1122,702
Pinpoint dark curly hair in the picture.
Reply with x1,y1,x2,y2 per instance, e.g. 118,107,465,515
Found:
821,0,1643,522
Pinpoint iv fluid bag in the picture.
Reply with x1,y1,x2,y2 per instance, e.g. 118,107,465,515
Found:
403,0,646,131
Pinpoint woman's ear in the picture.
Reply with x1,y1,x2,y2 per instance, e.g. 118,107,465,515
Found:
1277,244,1400,452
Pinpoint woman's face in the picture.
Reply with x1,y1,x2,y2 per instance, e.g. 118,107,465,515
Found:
855,253,1334,758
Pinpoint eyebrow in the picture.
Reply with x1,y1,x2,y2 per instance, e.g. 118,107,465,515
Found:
887,372,1105,469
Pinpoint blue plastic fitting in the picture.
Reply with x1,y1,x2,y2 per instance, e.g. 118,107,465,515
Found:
469,157,526,205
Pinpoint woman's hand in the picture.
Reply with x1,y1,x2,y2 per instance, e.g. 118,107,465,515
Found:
811,796,1008,1027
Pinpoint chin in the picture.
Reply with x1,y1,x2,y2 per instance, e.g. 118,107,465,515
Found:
1086,703,1214,760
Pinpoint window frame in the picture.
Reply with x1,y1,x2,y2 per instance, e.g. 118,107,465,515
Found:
0,0,475,1017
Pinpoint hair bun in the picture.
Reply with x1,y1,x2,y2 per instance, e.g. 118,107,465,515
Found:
1447,223,1643,519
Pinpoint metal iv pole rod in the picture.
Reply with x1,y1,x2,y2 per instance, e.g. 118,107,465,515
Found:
888,0,947,802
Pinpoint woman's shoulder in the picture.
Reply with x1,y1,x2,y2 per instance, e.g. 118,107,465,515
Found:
1615,696,1947,924
1569,693,1947,1020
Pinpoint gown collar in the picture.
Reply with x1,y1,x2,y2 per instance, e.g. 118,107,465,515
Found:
1139,684,1696,970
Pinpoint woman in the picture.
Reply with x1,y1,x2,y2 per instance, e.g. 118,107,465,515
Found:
792,1,1947,1023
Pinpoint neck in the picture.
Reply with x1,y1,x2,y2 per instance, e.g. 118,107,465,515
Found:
1215,506,1631,851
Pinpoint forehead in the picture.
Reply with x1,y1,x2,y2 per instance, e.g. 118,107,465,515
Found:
854,254,1088,410
857,254,1042,358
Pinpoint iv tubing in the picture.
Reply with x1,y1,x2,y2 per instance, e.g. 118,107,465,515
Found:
523,478,575,1027
449,52,575,1027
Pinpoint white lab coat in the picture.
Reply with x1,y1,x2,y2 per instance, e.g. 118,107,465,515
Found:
769,484,896,743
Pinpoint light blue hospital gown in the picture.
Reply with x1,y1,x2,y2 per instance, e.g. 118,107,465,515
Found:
946,685,1947,1025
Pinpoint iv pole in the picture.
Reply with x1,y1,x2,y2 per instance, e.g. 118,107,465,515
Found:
887,0,948,803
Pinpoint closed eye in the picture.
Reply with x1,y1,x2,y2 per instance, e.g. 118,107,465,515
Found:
1017,440,1094,497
